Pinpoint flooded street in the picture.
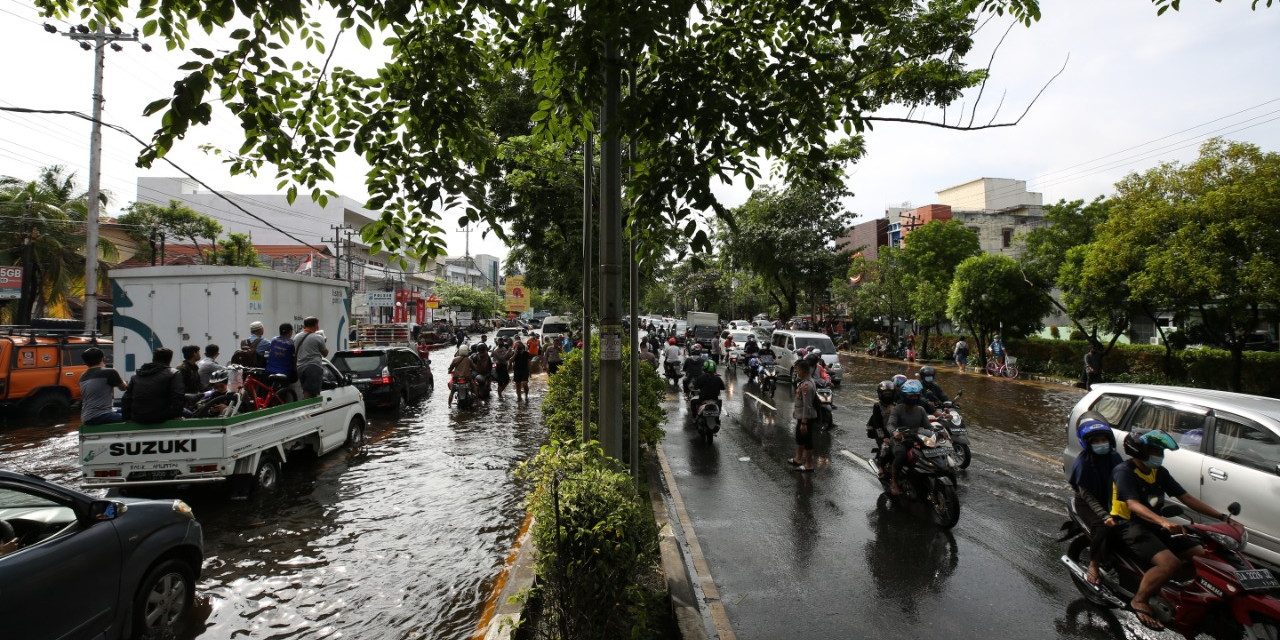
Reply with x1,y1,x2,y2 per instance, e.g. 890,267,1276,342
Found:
0,344,547,640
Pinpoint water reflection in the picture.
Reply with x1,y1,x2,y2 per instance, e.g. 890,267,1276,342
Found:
863,506,959,621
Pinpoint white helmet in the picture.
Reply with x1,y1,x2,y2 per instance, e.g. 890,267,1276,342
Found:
457,344,471,356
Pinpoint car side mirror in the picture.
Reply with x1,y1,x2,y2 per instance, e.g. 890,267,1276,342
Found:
90,500,125,520
1228,502,1242,516
343,373,355,386
1160,504,1185,519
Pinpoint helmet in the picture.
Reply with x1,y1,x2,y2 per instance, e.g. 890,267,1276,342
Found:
690,344,703,353
1076,418,1116,452
746,335,756,342
918,365,936,382
1122,429,1180,459
804,351,821,367
473,343,489,353
702,360,717,373
457,344,471,356
892,374,908,388
210,368,230,384
876,380,896,402
901,380,923,395
668,338,676,345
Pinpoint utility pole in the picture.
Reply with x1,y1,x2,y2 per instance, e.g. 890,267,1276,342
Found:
340,226,357,290
58,23,147,333
627,67,640,483
328,223,351,279
581,131,594,444
598,43,624,460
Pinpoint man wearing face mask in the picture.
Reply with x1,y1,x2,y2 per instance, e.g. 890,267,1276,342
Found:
886,379,931,495
1112,429,1232,632
915,365,949,407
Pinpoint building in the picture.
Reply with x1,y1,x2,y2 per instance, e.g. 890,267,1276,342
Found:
838,217,889,262
442,254,502,291
134,177,439,293
936,178,1045,258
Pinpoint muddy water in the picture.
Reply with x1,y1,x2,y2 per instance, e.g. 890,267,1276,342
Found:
0,346,547,640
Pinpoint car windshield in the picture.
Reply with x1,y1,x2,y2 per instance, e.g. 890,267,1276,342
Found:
795,336,836,353
543,323,569,334
730,332,752,343
693,327,718,338
333,354,386,374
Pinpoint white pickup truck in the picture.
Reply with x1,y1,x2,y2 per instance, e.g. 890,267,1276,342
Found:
80,362,366,493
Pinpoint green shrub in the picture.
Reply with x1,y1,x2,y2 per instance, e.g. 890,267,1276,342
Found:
516,440,659,639
541,345,666,446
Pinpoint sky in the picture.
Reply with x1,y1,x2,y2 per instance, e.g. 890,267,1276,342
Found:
0,0,1277,262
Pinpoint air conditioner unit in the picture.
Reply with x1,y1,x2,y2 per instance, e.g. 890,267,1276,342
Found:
1150,336,1160,345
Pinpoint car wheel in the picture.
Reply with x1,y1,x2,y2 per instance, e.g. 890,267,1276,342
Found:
132,558,194,639
254,456,281,491
23,392,70,423
345,415,366,450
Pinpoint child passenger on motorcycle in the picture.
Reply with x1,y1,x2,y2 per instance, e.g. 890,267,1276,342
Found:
1112,429,1233,632
1067,417,1123,585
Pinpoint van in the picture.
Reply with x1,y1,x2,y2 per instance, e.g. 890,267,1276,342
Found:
769,330,842,385
540,316,574,342
1061,384,1280,568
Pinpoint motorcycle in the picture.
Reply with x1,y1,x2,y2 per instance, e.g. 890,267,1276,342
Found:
451,376,474,409
756,354,778,398
930,392,970,469
868,427,961,529
688,390,721,444
664,361,682,388
1060,501,1280,639
815,378,835,430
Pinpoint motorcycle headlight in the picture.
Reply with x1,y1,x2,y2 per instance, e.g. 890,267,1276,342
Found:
1204,529,1246,553
950,413,962,426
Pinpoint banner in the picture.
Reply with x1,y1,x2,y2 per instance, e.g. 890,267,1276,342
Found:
0,266,21,300
504,275,530,312
367,291,394,308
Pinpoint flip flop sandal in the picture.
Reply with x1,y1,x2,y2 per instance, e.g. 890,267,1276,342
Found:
1131,604,1165,632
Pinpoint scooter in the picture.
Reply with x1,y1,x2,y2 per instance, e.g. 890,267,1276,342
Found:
757,355,778,398
451,376,473,409
664,361,682,389
689,390,721,444
814,378,835,430
1060,501,1279,639
868,428,961,529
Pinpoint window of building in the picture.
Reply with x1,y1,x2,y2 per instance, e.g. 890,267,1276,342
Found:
966,226,979,236
1001,228,1013,248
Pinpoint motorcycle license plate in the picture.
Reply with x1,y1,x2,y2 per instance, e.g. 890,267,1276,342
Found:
949,428,967,436
1234,569,1280,591
922,447,948,459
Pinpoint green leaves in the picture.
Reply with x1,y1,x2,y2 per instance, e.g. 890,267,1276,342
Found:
355,24,372,48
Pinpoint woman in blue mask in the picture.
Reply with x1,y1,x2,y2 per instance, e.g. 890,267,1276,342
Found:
1067,416,1123,585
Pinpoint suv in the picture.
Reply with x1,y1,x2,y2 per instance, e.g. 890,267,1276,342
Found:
494,327,525,343
0,329,113,421
769,330,843,385
332,347,434,410
0,470,204,639
1061,384,1280,568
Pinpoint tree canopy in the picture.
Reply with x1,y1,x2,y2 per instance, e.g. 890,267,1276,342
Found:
37,0,1048,263
947,253,1050,360
899,220,980,357
434,280,504,319
118,199,223,263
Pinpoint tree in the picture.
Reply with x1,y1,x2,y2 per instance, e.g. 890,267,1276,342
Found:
117,200,222,264
0,166,118,321
840,247,910,335
899,221,980,358
1084,139,1280,390
37,0,1047,263
726,184,853,319
947,253,1051,364
214,232,264,267
434,280,504,319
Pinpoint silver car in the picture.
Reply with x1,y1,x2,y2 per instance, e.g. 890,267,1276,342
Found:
768,329,842,385
1061,383,1280,568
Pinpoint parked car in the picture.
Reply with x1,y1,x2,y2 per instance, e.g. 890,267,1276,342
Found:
1061,383,1280,569
769,330,843,385
0,469,204,639
1243,331,1279,352
332,347,434,410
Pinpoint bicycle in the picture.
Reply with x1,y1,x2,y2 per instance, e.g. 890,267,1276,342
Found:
985,355,1019,379
234,366,299,409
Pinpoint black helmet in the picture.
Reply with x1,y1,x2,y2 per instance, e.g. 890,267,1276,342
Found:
1122,429,1179,459
473,342,489,353
876,380,895,403
919,365,936,381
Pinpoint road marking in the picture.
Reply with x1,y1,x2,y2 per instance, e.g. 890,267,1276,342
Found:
743,392,775,411
1024,449,1063,466
840,448,879,476
856,393,876,403
657,443,738,640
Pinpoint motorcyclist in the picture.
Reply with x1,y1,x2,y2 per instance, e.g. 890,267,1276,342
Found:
891,374,908,403
1113,429,1232,632
690,359,725,418
866,380,897,473
447,344,475,406
916,366,949,406
682,344,706,394
662,337,682,378
887,380,932,496
743,335,760,358
470,342,493,396
804,349,830,383
1068,417,1123,585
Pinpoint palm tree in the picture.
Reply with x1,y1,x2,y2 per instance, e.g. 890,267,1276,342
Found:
0,166,119,322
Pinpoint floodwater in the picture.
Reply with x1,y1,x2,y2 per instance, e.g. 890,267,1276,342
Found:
0,343,547,640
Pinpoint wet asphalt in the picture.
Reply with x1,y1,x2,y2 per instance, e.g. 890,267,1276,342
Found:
659,354,1182,640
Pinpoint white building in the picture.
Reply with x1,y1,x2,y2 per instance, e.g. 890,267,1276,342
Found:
442,254,501,291
936,178,1045,258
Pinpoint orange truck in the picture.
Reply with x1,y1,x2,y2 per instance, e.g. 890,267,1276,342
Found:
0,331,110,421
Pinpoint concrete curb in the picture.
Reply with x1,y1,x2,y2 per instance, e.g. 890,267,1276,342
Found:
478,515,537,640
648,447,711,640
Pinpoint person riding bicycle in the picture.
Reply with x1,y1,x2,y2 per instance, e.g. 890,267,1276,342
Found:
682,344,706,394
988,334,1007,369
887,380,932,496
1112,429,1232,632
690,359,725,417
916,366,950,406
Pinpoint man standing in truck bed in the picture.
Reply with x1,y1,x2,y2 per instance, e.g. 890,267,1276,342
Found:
294,317,329,399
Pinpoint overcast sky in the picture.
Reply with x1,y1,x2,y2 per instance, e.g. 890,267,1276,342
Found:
0,0,1277,261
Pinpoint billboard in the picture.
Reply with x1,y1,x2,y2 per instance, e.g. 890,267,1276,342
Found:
505,275,529,312
0,266,21,300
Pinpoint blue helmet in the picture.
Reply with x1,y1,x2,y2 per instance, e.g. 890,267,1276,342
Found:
901,380,923,395
1075,418,1115,451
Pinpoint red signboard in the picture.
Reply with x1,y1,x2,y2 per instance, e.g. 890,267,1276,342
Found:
393,290,427,324
0,266,21,300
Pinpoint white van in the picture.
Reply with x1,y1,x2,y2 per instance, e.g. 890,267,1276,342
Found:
769,330,843,385
540,316,574,342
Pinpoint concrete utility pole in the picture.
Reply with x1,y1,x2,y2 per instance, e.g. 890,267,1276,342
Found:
328,223,351,278
627,67,640,483
581,131,594,443
60,23,146,333
597,43,624,459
